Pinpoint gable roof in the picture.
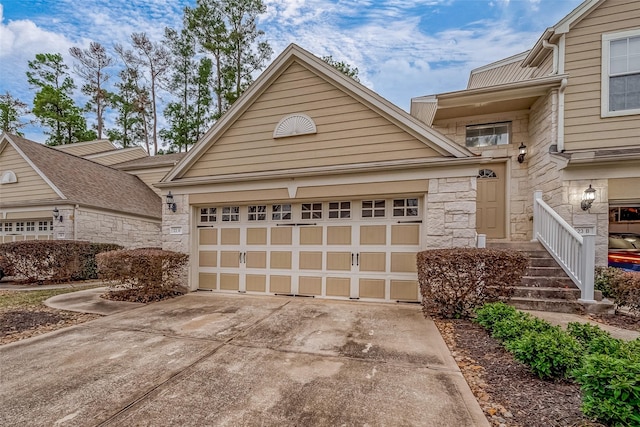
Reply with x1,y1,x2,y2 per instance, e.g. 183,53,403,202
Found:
0,133,161,219
523,0,605,67
164,44,474,183
114,152,187,171
53,139,116,156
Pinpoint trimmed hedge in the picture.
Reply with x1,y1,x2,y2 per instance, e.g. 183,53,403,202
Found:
595,267,640,313
97,248,188,303
417,248,528,318
475,302,640,426
0,240,123,283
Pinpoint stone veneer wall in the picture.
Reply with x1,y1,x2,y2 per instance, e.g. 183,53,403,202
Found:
72,209,161,248
161,193,190,254
425,177,477,248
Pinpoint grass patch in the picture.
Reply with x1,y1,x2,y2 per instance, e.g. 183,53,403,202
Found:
0,285,103,310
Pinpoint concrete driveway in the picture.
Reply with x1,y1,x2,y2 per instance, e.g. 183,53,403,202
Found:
0,293,488,426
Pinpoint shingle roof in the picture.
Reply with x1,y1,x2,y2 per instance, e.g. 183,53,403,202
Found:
7,134,161,219
114,152,187,170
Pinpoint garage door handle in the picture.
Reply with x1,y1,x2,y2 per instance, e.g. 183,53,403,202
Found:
351,253,354,266
397,220,422,224
356,253,359,266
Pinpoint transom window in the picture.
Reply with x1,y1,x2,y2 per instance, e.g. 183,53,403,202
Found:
248,205,267,221
200,208,217,223
393,198,419,217
222,206,239,222
362,200,385,218
602,30,640,116
478,169,498,178
272,204,292,221
302,203,322,220
465,122,511,147
329,202,351,219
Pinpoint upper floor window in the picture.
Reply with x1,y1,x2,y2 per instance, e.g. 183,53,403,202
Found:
602,30,640,117
465,122,511,147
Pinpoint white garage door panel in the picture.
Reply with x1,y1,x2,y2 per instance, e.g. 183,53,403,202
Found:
196,199,421,302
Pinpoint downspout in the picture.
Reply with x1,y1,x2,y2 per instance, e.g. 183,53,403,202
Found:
542,40,558,74
557,78,568,153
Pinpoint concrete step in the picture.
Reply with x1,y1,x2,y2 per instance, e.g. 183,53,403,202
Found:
513,286,580,300
487,241,545,251
525,267,568,277
521,276,576,288
529,257,560,268
510,297,615,315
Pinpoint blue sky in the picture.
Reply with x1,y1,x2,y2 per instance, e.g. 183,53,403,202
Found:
1,0,584,144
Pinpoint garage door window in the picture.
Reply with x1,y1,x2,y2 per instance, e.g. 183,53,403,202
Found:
393,198,419,217
329,201,351,219
272,204,291,220
362,200,385,218
222,206,240,222
200,208,217,223
15,222,24,232
26,221,35,232
4,222,12,232
302,203,322,219
248,205,267,221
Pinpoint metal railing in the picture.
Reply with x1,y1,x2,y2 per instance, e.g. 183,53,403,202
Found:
532,191,595,302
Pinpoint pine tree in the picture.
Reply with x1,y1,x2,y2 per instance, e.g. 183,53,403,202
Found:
0,92,30,136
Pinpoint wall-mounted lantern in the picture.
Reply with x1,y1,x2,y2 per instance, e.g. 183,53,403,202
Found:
581,185,596,211
52,207,63,222
517,143,527,163
166,191,177,213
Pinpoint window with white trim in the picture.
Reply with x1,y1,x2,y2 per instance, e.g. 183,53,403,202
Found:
221,206,239,222
248,205,267,221
301,203,322,220
200,207,217,223
26,221,35,232
393,198,419,217
602,29,640,117
465,122,510,147
38,221,48,231
4,222,12,232
362,200,385,218
271,204,291,221
329,201,351,219
15,222,24,232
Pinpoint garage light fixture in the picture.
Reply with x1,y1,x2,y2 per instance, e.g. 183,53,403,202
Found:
52,207,63,222
581,185,596,211
166,191,177,213
517,143,527,163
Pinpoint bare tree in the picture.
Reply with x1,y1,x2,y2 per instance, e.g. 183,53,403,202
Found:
69,42,115,139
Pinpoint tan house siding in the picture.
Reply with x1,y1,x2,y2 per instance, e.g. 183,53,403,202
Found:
86,148,148,166
53,140,115,157
0,143,59,203
563,0,640,151
128,168,172,195
183,62,440,178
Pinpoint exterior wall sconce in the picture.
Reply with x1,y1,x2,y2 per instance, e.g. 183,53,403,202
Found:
166,191,177,212
517,143,527,163
581,185,596,211
52,207,63,222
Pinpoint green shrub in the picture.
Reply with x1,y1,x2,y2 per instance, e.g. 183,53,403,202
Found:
505,328,582,379
573,354,640,427
491,313,557,343
97,249,188,303
417,248,528,319
595,267,640,313
474,302,519,330
0,240,123,283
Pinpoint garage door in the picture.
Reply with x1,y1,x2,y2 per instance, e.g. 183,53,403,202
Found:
197,198,422,302
0,219,54,243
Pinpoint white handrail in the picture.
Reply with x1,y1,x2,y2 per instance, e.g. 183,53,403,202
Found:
532,191,595,302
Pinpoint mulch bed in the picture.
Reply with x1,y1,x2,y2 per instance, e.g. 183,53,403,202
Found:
0,307,99,345
436,319,606,427
588,312,640,331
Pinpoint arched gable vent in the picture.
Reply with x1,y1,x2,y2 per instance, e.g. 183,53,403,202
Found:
0,170,17,184
273,113,317,139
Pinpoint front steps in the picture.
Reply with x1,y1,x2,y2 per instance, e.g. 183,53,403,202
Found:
487,241,614,314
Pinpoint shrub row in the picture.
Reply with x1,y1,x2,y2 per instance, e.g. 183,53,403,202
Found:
595,267,640,313
0,240,123,283
97,248,188,303
475,302,640,426
417,248,528,319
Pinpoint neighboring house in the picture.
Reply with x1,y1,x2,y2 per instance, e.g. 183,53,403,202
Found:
0,133,162,248
158,44,485,303
411,0,640,271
